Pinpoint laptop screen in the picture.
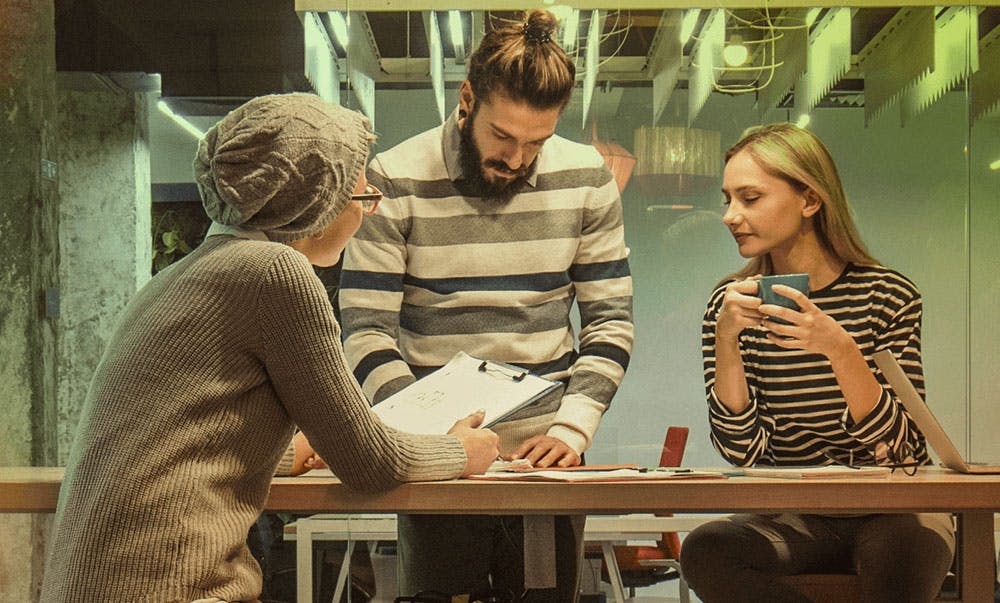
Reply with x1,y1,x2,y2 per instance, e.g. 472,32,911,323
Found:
872,350,969,472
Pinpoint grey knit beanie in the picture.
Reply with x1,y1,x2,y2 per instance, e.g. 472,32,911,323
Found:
194,93,372,242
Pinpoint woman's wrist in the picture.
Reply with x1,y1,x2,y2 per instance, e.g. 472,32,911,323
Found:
825,330,860,366
715,325,741,346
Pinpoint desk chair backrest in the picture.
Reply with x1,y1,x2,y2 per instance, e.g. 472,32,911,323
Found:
660,426,689,467
586,426,692,598
593,425,691,593
657,426,688,559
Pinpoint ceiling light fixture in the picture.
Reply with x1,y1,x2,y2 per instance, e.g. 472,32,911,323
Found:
156,100,203,140
590,121,635,194
795,114,811,128
723,38,749,66
632,126,721,197
990,158,1000,171
706,9,811,96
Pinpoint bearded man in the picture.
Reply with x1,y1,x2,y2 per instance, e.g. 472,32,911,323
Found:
339,9,634,601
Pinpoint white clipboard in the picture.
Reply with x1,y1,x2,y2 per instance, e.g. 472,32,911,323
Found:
371,351,561,434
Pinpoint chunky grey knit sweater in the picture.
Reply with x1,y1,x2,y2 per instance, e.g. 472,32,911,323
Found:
41,233,466,603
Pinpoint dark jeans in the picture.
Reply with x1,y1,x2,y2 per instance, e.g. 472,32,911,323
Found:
248,513,373,603
247,513,289,600
679,513,955,603
397,514,582,603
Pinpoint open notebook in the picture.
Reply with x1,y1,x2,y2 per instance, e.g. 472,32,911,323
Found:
873,349,1000,474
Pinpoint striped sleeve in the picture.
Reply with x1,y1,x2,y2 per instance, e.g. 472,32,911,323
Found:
702,282,771,465
855,267,928,464
339,162,417,404
548,166,634,452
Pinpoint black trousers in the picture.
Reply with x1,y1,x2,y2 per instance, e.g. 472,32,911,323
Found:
680,512,955,603
397,514,582,603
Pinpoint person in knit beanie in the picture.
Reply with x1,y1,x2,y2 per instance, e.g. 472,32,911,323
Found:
195,92,371,244
41,93,499,603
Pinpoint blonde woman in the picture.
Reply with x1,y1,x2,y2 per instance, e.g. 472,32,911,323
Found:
680,124,955,602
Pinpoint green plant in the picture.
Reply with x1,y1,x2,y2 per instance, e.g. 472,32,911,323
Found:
152,210,195,274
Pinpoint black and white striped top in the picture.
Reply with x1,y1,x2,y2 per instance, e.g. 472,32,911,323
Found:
702,263,931,468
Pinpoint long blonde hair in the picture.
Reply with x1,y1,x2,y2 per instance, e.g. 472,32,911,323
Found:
724,123,877,282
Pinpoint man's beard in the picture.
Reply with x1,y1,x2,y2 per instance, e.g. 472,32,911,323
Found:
458,107,530,203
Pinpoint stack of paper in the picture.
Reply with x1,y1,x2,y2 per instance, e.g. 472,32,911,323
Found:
737,466,891,479
468,465,727,482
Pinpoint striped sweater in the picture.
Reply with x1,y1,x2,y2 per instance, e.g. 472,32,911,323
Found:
702,263,931,467
340,110,634,455
41,234,466,603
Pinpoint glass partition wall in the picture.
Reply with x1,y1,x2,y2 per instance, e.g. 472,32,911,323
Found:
319,2,999,467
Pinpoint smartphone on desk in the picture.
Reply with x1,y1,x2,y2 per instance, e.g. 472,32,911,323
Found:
758,273,809,324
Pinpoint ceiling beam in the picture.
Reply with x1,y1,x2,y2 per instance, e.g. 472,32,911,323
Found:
297,0,998,12
304,11,342,106
347,11,381,123
370,56,649,83
581,9,602,128
423,11,447,121
448,10,466,64
645,9,684,124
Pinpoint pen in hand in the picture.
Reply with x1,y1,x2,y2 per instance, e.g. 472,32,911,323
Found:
450,409,501,476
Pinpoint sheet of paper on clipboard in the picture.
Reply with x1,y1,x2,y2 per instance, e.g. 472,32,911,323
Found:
371,351,561,434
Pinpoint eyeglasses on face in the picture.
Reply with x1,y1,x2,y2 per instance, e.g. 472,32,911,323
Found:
351,183,382,214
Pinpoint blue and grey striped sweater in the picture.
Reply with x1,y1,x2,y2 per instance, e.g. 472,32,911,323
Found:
340,111,634,454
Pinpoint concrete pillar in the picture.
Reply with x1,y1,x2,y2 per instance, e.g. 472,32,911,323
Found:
0,0,59,600
55,73,153,458
2,1,153,597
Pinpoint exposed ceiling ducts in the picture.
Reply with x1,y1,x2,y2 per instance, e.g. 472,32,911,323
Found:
55,1,1000,126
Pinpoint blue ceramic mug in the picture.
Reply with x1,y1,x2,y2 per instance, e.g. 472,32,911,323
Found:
758,273,809,324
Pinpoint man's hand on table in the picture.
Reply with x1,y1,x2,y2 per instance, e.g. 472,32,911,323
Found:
509,435,581,468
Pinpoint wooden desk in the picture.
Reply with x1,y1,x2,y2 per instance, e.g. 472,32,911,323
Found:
4,466,998,601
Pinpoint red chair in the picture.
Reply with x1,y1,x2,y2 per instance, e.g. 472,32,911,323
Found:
587,426,690,600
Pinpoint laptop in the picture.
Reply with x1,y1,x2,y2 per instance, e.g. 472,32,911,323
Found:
873,349,1000,474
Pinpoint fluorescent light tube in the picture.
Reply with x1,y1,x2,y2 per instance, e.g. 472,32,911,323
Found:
156,100,203,140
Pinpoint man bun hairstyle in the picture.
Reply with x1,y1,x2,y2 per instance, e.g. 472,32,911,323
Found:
467,9,576,110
